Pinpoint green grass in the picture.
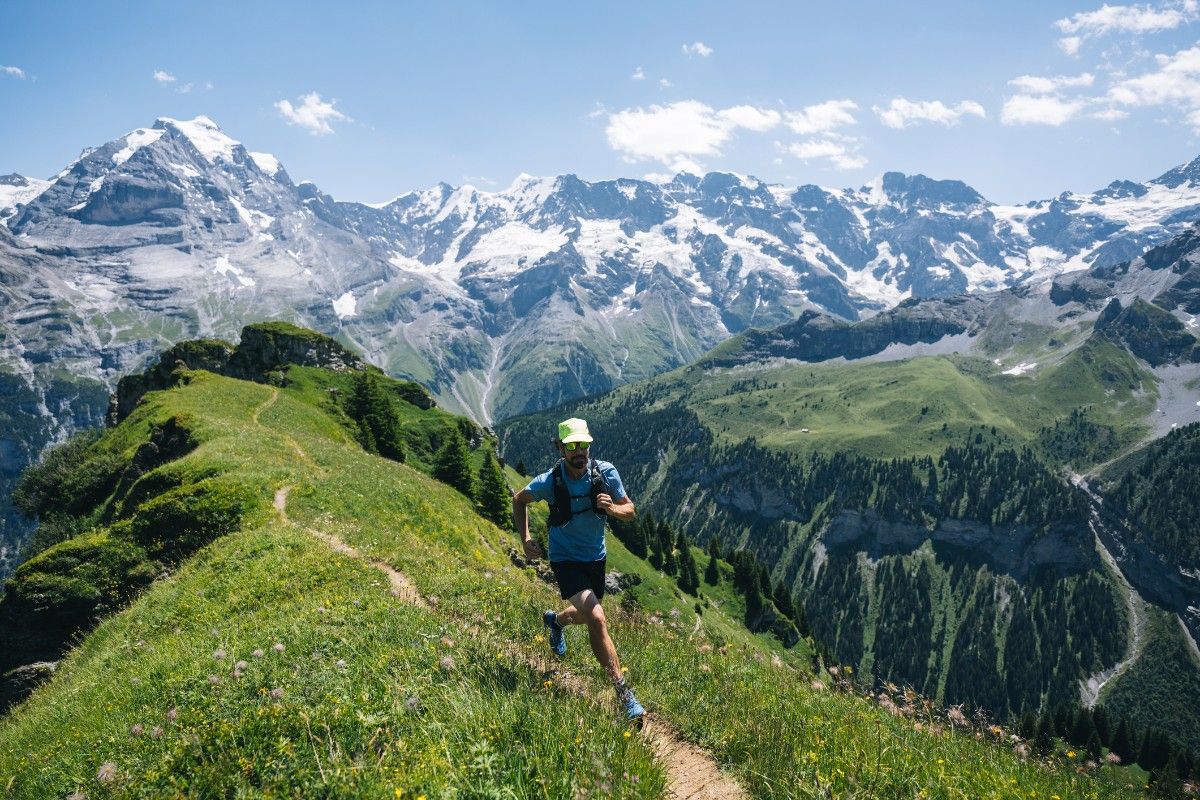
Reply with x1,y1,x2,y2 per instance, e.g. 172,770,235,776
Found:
0,367,1147,798
599,337,1157,469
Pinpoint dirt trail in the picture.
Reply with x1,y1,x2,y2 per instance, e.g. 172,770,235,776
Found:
254,387,323,470
273,479,748,800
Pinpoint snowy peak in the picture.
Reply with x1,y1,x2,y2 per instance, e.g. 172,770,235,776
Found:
0,174,51,220
1152,154,1200,190
152,115,241,164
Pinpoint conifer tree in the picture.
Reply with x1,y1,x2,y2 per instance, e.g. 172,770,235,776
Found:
1112,718,1137,764
646,515,664,569
433,427,475,500
772,579,797,621
347,369,405,462
704,536,721,585
676,531,700,595
476,450,511,529
627,516,648,558
659,520,677,575
1034,714,1055,756
515,460,527,476
1086,730,1103,763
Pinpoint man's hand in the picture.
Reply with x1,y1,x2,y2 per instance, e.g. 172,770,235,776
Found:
595,493,615,514
523,538,544,560
597,493,636,521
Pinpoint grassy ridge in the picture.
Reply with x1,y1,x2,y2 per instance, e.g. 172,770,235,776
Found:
0,368,1144,798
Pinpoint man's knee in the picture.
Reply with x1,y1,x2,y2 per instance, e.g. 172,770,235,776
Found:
584,602,607,629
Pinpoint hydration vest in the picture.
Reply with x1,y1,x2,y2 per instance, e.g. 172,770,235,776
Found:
547,458,607,527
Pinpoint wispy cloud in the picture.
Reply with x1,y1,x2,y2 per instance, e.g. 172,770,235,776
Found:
659,78,673,89
1001,94,1087,126
874,98,985,128
784,99,859,134
153,70,177,83
1106,42,1200,125
780,136,867,170
275,92,351,135
681,41,714,57
1055,1,1197,53
1008,73,1096,94
606,99,780,173
2,65,26,79
631,66,645,80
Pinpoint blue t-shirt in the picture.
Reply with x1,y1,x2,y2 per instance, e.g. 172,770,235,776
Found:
525,459,626,563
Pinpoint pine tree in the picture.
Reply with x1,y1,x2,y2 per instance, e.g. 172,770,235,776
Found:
515,460,527,476
704,537,720,585
659,521,677,575
1112,718,1137,764
647,516,664,569
676,531,700,595
433,427,475,500
347,369,405,462
1086,730,1102,763
1034,714,1055,756
476,451,511,529
772,579,797,621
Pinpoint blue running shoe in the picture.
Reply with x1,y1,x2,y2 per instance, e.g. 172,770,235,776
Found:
543,610,566,656
623,689,646,724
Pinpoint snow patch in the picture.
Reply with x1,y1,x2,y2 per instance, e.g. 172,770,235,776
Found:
213,256,255,287
332,291,357,319
0,176,51,213
1002,362,1037,376
248,151,281,176
157,116,240,163
229,196,275,232
111,128,165,166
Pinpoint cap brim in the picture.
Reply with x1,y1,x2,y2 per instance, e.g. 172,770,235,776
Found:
561,435,593,444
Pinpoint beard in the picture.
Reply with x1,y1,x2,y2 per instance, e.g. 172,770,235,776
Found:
568,452,588,467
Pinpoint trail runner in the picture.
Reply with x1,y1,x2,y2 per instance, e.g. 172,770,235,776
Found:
512,417,646,723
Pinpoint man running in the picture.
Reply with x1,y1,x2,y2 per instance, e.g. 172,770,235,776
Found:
512,417,646,723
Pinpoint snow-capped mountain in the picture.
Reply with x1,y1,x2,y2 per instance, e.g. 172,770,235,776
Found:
2,114,1200,576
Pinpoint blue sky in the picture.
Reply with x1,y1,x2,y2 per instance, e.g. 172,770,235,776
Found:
2,1,1199,203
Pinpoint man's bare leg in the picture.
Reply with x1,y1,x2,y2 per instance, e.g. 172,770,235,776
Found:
556,590,622,684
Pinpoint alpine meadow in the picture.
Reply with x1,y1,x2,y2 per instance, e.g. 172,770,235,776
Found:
5,3,1200,797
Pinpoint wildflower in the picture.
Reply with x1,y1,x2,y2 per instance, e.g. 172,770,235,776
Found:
1066,750,1076,758
543,679,554,688
844,666,853,675
829,666,840,677
810,680,826,691
134,639,145,649
623,730,632,738
252,649,265,659
947,705,967,727
1104,752,1121,765
771,654,783,668
67,791,87,800
208,674,220,685
273,642,285,653
96,762,118,784
439,656,456,672
130,723,144,737
271,687,285,699
534,634,546,644
335,659,347,670
234,660,248,672
213,648,226,660
405,695,421,713
1014,742,1030,758
312,651,323,661
151,726,164,739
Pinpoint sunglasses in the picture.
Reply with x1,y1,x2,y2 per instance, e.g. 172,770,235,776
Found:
562,441,591,451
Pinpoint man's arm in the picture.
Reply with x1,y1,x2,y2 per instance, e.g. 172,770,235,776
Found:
596,493,636,522
512,488,544,559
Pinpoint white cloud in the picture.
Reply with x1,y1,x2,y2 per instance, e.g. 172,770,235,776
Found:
274,92,351,135
1055,1,1197,52
1107,43,1200,108
2,65,26,79
784,99,858,134
717,105,782,131
659,78,673,89
873,98,986,128
781,136,867,170
179,83,193,94
1008,73,1096,93
1092,107,1130,119
1059,36,1084,55
681,41,714,57
154,70,177,83
631,66,645,80
1001,94,1087,125
605,100,780,171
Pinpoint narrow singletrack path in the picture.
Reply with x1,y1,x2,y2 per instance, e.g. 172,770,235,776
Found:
274,474,748,800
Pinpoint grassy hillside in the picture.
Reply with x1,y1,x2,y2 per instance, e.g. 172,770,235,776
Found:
0,360,1146,797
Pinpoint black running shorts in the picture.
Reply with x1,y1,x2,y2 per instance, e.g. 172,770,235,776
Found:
550,558,607,602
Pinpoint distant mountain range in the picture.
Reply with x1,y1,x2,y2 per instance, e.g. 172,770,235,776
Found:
2,114,1200,576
